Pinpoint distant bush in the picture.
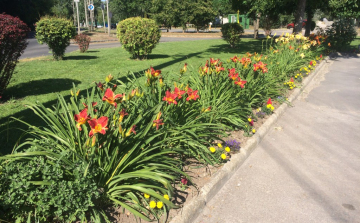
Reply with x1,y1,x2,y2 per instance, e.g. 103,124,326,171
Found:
116,17,161,59
0,13,30,97
325,18,357,51
75,33,91,53
35,17,76,60
221,23,244,48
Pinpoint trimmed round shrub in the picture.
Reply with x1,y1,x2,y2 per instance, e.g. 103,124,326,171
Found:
75,33,91,53
117,17,161,59
0,13,30,97
35,17,76,60
221,23,244,48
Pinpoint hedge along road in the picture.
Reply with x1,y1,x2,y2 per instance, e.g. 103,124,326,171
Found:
20,36,221,59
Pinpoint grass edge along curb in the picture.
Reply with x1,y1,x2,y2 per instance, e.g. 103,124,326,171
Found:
169,56,331,223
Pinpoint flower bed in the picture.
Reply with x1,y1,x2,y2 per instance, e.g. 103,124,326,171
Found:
0,33,326,222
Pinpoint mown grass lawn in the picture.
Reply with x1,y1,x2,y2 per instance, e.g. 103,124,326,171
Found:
0,38,263,154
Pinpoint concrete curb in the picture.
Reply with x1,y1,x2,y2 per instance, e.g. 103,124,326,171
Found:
170,57,331,223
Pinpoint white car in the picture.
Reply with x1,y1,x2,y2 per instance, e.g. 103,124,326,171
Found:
97,25,103,28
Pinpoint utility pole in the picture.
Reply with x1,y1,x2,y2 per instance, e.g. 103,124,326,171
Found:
107,0,110,36
84,0,88,28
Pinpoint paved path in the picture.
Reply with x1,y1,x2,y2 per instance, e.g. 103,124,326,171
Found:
195,56,360,223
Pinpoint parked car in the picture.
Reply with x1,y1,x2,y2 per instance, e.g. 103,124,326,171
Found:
287,20,307,29
97,25,103,28
111,23,117,29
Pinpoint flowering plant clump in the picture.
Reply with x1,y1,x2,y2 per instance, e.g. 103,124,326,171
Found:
284,77,296,90
261,98,275,115
225,139,241,151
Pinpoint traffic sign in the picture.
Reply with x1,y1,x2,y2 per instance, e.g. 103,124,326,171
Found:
88,4,94,11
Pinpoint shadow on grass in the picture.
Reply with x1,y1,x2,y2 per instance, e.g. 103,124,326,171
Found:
0,52,202,155
86,50,100,53
4,78,81,100
147,54,171,59
205,40,263,55
64,55,98,60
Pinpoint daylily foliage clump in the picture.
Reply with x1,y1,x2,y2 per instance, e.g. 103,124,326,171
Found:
0,33,327,222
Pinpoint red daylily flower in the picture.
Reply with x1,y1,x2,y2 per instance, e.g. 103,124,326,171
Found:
320,54,323,58
310,61,313,66
153,111,164,130
210,58,220,66
119,108,128,122
74,108,90,131
228,68,239,81
186,88,200,101
102,88,123,107
163,90,178,105
96,82,104,91
126,125,137,136
267,98,272,105
234,77,247,88
253,61,268,73
88,116,109,137
290,77,294,82
173,87,186,99
230,55,238,62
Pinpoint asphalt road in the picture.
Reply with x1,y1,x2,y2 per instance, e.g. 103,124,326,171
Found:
21,36,220,59
21,27,294,59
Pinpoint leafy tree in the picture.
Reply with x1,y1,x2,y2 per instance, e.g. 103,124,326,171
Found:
150,0,177,32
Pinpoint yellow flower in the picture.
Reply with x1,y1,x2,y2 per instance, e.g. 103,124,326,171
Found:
300,53,305,59
248,118,252,122
225,147,230,152
164,194,170,200
221,154,227,160
144,193,150,199
252,129,256,133
209,147,216,153
149,201,156,209
157,201,163,209
217,143,223,148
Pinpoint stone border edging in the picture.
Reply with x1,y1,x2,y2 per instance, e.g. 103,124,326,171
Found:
169,56,331,223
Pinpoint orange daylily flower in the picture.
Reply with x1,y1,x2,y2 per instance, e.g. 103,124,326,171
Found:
102,88,123,107
145,67,162,79
74,108,90,131
234,77,247,88
162,90,178,105
215,66,225,73
186,88,200,101
88,116,109,137
253,61,268,73
173,87,186,99
153,111,164,130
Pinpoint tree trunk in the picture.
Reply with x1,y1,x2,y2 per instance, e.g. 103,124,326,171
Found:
253,13,260,39
305,6,313,36
293,0,306,34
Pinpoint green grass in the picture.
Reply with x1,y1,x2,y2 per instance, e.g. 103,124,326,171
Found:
0,38,263,154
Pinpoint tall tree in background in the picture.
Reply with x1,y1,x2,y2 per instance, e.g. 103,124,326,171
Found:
293,0,306,33
150,0,177,32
